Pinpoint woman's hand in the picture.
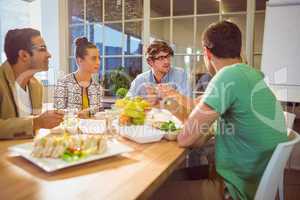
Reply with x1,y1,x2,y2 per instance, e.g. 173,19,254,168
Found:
77,109,90,119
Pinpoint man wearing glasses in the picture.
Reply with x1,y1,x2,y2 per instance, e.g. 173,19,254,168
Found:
127,40,191,104
0,28,64,139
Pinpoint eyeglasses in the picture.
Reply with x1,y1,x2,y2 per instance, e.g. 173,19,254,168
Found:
153,54,171,61
31,45,48,52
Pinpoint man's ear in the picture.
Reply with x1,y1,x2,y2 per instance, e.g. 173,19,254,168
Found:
204,47,213,60
18,50,31,63
147,58,153,67
76,57,83,65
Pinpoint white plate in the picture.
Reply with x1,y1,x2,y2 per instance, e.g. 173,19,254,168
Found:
115,124,165,144
9,141,133,172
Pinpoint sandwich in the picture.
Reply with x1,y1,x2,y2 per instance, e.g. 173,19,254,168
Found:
32,134,107,161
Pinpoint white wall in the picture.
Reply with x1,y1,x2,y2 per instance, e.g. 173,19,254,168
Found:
0,0,42,62
40,0,60,103
29,0,42,30
41,0,60,85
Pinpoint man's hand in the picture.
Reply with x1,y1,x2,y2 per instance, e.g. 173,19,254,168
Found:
156,83,178,98
144,84,160,106
33,110,64,130
156,84,195,121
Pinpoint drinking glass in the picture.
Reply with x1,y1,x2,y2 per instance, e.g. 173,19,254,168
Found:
62,108,80,134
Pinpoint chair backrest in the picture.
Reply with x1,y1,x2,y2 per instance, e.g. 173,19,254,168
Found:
283,111,296,129
255,129,300,200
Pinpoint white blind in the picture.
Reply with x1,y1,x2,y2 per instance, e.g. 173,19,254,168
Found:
261,0,300,86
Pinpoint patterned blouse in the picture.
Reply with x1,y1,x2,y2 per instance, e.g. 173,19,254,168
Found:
54,73,103,114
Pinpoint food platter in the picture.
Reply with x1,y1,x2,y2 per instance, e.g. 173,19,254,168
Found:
114,108,183,143
9,141,133,172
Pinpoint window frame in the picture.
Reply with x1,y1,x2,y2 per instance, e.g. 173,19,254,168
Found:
63,0,266,95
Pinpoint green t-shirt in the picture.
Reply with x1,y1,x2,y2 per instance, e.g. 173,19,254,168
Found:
202,63,288,200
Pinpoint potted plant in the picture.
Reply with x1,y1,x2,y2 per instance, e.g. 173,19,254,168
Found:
103,66,132,96
116,87,129,98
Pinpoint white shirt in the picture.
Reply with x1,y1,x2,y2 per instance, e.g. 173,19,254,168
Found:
15,82,32,117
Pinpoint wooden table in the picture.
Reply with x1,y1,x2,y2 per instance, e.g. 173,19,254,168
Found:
0,137,187,200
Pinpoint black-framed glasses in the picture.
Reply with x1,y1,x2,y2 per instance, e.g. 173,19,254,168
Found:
153,54,171,61
31,44,48,52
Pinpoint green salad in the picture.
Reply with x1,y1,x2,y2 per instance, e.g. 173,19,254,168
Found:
159,121,180,132
60,147,89,162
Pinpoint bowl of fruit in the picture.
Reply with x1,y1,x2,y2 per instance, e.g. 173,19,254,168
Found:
114,97,166,143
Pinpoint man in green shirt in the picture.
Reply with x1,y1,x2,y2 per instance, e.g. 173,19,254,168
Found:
154,21,288,200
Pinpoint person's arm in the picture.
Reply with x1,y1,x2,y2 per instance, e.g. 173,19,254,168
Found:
179,68,239,148
177,102,219,147
0,117,35,139
193,95,203,105
32,110,64,130
144,84,161,106
98,84,104,111
126,79,137,98
91,84,104,114
0,82,36,139
54,79,67,110
161,92,191,121
0,110,64,139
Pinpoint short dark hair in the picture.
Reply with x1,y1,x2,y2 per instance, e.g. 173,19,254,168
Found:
202,20,242,59
146,40,174,60
4,28,41,65
74,36,97,59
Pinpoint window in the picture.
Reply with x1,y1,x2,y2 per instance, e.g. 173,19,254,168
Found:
66,0,266,96
68,0,143,84
254,0,267,69
149,0,222,95
0,0,267,92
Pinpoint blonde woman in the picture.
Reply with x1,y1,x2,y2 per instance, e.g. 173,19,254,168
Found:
54,37,103,118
